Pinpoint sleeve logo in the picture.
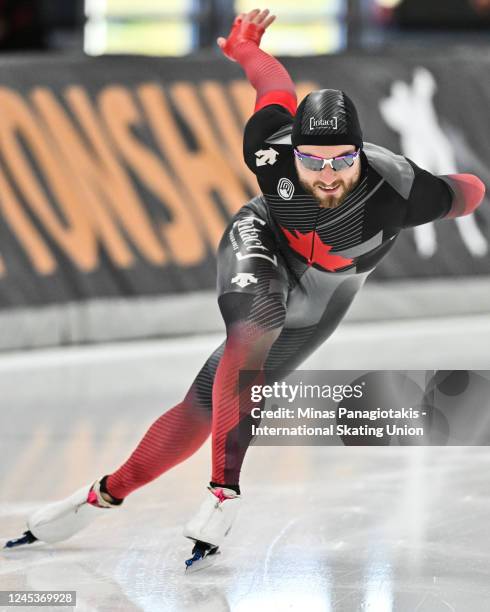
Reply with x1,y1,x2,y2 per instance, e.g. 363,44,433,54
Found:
277,177,295,200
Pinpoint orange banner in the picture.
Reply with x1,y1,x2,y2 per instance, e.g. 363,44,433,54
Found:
0,75,316,282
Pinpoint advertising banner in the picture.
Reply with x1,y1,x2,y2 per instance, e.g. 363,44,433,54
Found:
0,51,488,311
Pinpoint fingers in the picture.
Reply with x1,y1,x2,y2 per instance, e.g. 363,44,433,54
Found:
228,8,275,42
255,9,271,24
216,37,226,48
243,9,261,23
256,9,276,29
244,8,274,25
263,14,276,29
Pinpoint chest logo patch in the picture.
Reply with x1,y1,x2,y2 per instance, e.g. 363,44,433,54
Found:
255,147,279,166
277,177,295,200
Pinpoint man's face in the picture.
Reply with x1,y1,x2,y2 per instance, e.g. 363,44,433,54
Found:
294,144,362,209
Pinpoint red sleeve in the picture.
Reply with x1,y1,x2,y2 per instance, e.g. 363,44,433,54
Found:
439,174,486,219
233,41,297,115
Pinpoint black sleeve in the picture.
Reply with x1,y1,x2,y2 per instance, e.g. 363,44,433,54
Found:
402,158,453,228
243,105,294,176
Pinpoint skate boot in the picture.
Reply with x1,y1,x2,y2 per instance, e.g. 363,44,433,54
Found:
183,485,241,572
4,476,122,549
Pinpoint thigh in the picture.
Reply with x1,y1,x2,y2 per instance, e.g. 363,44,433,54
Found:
190,340,226,413
265,268,370,377
190,202,291,413
217,203,290,329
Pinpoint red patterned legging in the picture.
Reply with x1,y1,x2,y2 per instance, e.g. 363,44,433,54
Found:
106,293,285,500
104,197,367,501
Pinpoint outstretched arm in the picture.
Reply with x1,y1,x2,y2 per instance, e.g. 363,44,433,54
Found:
217,8,297,116
403,160,486,228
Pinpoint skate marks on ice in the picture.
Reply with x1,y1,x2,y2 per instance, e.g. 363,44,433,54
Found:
0,501,233,612
3,447,490,611
1,325,490,610
236,448,490,612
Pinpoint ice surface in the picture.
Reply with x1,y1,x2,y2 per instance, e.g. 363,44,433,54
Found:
1,316,490,611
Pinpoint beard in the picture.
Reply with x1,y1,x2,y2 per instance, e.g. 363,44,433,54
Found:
299,175,358,209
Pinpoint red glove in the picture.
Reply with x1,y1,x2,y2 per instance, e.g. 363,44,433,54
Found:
218,15,267,61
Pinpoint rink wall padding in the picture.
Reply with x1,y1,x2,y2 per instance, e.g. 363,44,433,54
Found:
2,278,490,351
0,50,488,349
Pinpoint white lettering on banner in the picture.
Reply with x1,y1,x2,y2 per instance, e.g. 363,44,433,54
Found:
379,66,487,258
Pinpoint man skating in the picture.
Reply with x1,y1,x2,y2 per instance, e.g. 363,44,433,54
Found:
6,9,485,571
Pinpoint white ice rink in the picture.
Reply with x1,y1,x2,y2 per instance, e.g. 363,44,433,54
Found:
1,315,490,611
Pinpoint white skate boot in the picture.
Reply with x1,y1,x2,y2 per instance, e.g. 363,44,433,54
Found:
4,477,122,549
183,485,241,572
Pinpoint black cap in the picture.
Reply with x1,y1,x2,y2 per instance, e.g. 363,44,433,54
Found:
291,89,363,149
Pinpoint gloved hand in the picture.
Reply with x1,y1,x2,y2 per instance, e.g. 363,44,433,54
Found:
217,8,276,61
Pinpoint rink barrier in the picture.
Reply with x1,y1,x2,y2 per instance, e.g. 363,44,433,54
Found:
1,277,489,351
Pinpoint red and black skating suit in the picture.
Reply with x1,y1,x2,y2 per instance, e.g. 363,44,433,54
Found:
102,39,485,499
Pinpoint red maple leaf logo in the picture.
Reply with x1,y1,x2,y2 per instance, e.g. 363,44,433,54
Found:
280,226,354,272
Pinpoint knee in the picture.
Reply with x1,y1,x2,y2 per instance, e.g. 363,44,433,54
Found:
218,292,286,336
218,292,286,364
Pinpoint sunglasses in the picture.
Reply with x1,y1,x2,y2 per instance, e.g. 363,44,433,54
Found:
294,148,361,172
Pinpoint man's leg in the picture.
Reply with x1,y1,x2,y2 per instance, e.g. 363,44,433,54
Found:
209,204,291,490
109,232,369,500
181,252,370,564
265,269,370,373
182,205,290,561
9,214,276,550
103,341,226,501
210,292,285,490
105,202,291,500
209,267,371,488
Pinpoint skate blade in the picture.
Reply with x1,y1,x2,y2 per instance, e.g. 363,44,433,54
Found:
184,540,220,573
185,550,221,573
4,531,38,549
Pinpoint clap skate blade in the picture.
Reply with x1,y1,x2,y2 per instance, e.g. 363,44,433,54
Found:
4,530,38,549
185,540,220,572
